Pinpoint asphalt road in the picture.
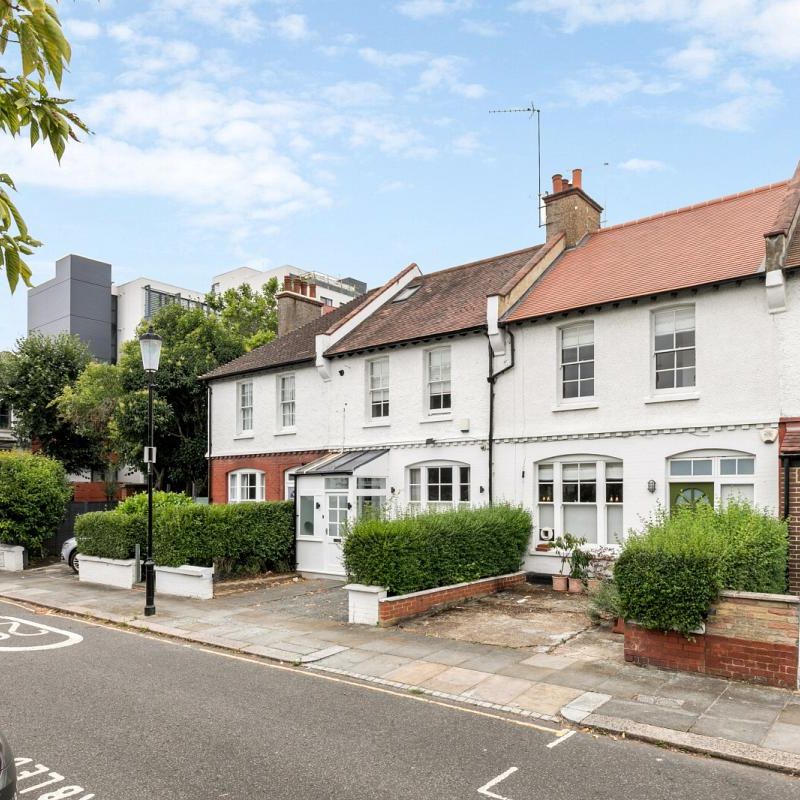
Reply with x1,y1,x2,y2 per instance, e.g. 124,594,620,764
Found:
0,599,797,800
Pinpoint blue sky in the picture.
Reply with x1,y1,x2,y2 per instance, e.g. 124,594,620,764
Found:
2,0,799,349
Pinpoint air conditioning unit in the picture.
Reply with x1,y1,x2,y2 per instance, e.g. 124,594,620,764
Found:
539,527,555,542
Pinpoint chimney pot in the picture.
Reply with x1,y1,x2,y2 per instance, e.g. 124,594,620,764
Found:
572,168,582,189
552,173,563,193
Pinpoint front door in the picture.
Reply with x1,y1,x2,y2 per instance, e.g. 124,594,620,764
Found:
325,493,348,574
670,482,714,510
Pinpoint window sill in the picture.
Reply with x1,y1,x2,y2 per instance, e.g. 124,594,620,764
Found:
363,421,391,429
420,415,453,424
233,433,254,440
274,429,297,436
644,392,700,405
552,401,599,413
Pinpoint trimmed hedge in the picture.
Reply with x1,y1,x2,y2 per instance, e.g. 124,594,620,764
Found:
116,491,194,515
0,451,72,555
342,505,531,596
75,500,294,576
616,501,788,635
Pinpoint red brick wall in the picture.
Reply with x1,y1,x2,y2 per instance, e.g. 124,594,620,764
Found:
624,592,800,689
208,451,329,504
71,482,135,502
378,572,526,626
780,464,800,595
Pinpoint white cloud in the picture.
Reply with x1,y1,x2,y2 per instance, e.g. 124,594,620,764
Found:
64,19,102,40
359,47,429,68
348,118,437,159
461,18,505,36
665,38,720,78
453,132,481,155
561,66,679,104
271,13,311,41
396,0,473,19
322,81,391,107
619,158,668,172
510,0,800,64
688,72,780,130
157,0,264,40
416,56,487,98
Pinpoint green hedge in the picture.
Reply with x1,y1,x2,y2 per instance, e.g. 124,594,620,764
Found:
75,500,294,576
0,451,72,555
615,501,788,635
342,505,531,596
116,491,194,515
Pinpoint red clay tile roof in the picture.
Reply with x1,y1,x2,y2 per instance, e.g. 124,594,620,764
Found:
325,246,542,356
200,291,377,381
781,422,800,454
504,181,789,323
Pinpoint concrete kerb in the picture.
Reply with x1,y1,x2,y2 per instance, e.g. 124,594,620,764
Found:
569,711,800,776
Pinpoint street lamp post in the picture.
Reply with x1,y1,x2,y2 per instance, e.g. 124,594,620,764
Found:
139,327,162,617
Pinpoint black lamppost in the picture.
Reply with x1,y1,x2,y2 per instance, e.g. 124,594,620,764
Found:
139,327,162,617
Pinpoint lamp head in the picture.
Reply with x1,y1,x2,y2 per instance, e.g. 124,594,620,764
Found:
139,327,163,373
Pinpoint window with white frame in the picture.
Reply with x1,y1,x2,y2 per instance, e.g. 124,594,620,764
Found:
356,476,387,517
228,469,265,502
654,307,695,391
427,347,451,414
668,452,755,506
278,374,295,429
238,381,253,433
367,358,390,420
536,459,623,545
408,463,469,511
561,323,594,400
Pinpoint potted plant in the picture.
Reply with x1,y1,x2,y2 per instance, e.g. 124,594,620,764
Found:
568,541,590,593
551,533,583,591
586,544,618,592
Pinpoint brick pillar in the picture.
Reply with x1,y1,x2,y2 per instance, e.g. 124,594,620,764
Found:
781,464,800,595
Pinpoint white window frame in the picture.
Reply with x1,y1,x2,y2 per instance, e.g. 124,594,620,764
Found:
278,373,296,431
366,357,390,421
559,321,595,402
667,450,756,507
535,457,623,546
228,469,265,503
426,347,452,416
237,381,254,434
407,461,470,512
652,305,696,393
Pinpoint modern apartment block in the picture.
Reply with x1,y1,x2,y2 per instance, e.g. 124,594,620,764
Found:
27,254,207,363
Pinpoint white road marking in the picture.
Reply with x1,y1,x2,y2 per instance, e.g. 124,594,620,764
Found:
14,758,95,799
0,616,82,652
477,766,518,800
546,730,577,748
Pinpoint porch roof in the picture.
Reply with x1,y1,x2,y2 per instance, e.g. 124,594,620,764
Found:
295,449,388,475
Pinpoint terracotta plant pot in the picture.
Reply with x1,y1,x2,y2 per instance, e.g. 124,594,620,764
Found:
612,617,626,635
552,574,568,592
568,577,584,594
586,577,601,593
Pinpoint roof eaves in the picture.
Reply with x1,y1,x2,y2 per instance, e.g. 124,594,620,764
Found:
200,355,315,382
325,324,486,358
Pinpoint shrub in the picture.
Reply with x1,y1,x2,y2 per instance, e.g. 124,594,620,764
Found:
0,451,72,555
75,500,294,577
615,502,788,635
116,491,194,515
343,505,531,595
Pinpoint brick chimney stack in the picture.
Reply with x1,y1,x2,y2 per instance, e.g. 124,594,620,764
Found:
276,275,324,337
543,168,602,248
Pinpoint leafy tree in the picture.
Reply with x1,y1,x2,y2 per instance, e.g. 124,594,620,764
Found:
0,1,89,292
205,280,279,351
114,304,245,493
0,332,100,472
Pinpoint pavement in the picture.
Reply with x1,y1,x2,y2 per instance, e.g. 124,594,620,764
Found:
2,565,800,776
4,599,798,799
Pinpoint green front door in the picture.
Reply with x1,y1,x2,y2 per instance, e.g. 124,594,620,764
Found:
670,482,714,510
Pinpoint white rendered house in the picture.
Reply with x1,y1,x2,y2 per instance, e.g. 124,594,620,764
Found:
202,162,800,585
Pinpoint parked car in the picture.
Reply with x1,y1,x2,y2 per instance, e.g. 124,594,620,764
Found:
0,730,17,800
61,537,79,574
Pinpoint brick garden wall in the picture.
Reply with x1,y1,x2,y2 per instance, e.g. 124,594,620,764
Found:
624,591,800,689
779,464,800,595
209,451,329,504
377,572,526,626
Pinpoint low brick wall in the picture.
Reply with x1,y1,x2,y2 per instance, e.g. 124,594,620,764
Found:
377,571,526,626
624,591,800,689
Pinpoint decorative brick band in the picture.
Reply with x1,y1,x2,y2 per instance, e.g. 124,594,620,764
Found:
624,591,800,689
377,571,526,626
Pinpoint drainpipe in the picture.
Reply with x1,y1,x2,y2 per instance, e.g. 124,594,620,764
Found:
486,329,515,506
207,384,213,503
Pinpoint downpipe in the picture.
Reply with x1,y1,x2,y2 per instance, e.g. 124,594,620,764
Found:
486,329,515,506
